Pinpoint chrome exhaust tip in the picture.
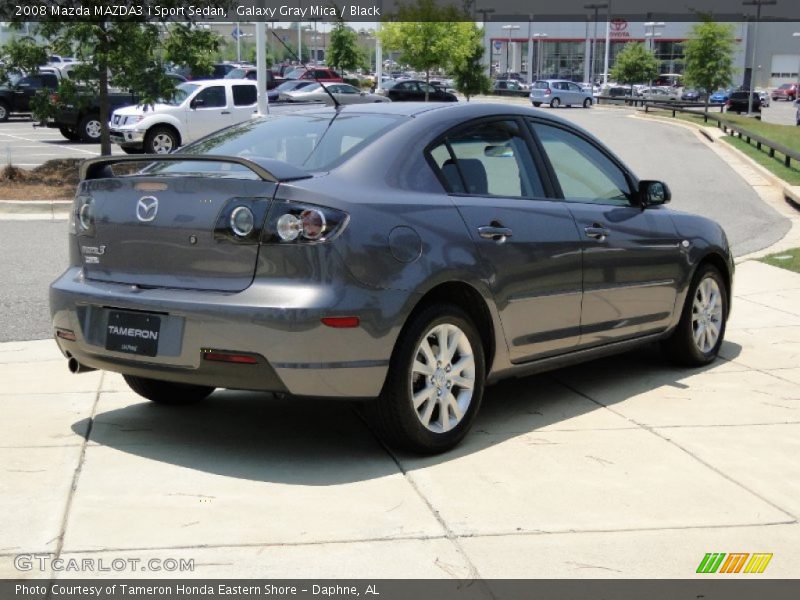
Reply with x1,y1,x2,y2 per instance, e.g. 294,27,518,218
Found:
68,357,96,374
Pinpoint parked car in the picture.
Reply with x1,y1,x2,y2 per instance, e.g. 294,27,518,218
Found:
757,90,770,107
109,79,263,154
726,91,761,114
681,89,706,102
52,103,734,454
530,80,593,108
709,89,733,103
169,63,242,81
284,67,343,83
267,80,317,102
640,87,680,101
603,86,633,98
492,80,529,97
43,88,138,142
280,82,390,105
0,72,60,121
381,80,457,102
224,67,283,90
771,83,798,101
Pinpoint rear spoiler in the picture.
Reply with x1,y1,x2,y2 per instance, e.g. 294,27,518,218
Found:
80,154,312,183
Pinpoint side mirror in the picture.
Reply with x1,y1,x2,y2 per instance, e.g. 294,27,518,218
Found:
190,98,205,109
639,180,671,207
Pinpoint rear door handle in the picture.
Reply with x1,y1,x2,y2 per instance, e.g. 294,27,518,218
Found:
584,224,610,240
478,226,513,241
221,111,231,115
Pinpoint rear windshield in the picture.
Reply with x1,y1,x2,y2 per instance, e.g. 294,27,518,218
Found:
146,112,403,178
532,81,550,89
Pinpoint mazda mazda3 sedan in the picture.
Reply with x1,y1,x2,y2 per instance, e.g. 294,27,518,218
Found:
50,103,733,454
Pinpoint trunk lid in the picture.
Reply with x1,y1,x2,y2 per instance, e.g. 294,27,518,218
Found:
79,176,276,292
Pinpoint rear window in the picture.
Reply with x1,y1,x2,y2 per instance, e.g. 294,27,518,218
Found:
149,113,404,177
532,81,549,89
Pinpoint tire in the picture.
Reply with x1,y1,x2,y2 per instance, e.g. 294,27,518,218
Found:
123,375,214,405
144,126,179,154
59,127,81,141
0,101,9,122
367,303,486,454
661,264,728,367
78,114,102,143
583,98,592,108
532,102,542,107
550,97,561,108
120,146,144,154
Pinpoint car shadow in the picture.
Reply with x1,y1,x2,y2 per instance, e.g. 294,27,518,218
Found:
73,342,743,485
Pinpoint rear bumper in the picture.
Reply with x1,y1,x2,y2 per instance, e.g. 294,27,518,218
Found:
50,268,410,399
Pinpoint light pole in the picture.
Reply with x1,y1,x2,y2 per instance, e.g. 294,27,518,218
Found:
476,7,496,78
584,4,607,86
644,21,664,89
794,32,800,98
501,25,520,75
743,0,777,115
602,1,612,86
532,33,548,80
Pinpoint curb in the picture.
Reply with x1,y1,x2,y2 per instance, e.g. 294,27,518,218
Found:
0,200,71,219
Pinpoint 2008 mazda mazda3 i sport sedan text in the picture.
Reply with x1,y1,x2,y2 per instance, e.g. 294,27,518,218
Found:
50,103,734,454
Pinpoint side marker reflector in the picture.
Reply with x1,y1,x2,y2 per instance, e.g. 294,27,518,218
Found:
321,316,360,328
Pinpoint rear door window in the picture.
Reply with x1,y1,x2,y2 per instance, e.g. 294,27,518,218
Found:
232,84,257,106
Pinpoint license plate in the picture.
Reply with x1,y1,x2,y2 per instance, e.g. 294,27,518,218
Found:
105,311,161,357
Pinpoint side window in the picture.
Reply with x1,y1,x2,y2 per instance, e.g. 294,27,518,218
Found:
568,83,582,92
194,86,226,108
531,122,631,206
232,84,257,106
17,76,40,89
429,120,545,198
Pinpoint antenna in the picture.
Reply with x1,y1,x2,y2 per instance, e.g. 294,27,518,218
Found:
270,30,341,109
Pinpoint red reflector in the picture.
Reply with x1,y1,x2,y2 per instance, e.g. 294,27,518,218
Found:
203,352,258,364
321,316,360,328
56,329,77,341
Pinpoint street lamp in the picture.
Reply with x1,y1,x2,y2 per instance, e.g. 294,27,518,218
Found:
644,21,665,89
584,4,608,86
501,25,520,75
532,33,548,80
477,7,496,78
743,0,777,115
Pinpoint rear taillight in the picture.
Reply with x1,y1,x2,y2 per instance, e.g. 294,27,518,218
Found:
263,200,348,244
69,194,94,236
50,92,60,104
544,88,552,96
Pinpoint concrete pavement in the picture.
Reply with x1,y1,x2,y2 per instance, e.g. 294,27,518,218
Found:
1,260,799,579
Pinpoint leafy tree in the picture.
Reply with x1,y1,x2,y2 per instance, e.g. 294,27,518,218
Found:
451,28,491,101
609,42,659,96
163,23,221,80
0,36,48,84
683,19,736,115
380,0,476,100
328,22,363,74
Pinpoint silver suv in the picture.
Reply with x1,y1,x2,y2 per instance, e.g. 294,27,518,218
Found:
530,80,593,108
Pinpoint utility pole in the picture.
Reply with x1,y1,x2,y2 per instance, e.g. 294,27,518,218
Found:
743,0,777,115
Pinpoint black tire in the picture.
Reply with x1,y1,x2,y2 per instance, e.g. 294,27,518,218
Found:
550,97,561,108
583,98,593,108
532,102,542,107
661,264,728,367
123,375,214,405
120,146,144,154
144,126,179,154
367,303,486,454
0,100,9,122
59,127,81,141
78,114,102,143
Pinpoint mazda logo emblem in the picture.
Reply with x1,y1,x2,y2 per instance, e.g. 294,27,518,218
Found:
610,19,628,32
136,196,158,222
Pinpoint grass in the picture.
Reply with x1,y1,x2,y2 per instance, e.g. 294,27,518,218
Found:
646,107,800,184
760,248,800,273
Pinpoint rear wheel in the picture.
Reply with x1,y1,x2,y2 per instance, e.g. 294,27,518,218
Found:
367,303,485,454
532,102,542,107
123,375,214,405
550,97,561,108
59,127,81,141
78,114,102,143
662,264,728,367
583,98,593,108
120,146,144,154
144,126,178,154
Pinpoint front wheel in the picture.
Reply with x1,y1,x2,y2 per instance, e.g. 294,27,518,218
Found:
550,97,561,108
144,126,178,154
583,98,593,108
532,102,542,107
367,303,485,454
123,375,215,405
0,101,9,122
78,114,102,143
662,264,728,367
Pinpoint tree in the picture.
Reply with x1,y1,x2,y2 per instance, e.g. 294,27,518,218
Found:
609,42,659,97
380,0,476,100
328,22,363,74
0,36,48,84
451,27,491,101
163,23,221,80
683,19,736,115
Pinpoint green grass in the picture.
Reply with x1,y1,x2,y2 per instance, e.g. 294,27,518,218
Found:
722,136,800,185
760,247,800,273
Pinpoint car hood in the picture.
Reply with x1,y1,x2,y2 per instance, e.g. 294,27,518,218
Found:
114,102,177,116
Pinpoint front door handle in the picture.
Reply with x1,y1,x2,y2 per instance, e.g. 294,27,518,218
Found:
584,224,610,240
221,111,231,115
478,225,513,241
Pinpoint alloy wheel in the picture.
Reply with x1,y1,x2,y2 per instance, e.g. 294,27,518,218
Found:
151,133,174,154
691,276,723,353
85,119,101,140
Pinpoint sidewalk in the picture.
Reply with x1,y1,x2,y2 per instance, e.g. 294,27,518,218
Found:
1,260,798,579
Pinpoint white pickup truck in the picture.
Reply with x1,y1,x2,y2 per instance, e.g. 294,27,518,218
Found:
109,79,262,154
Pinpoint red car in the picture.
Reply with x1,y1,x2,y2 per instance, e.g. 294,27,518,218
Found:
284,67,343,83
771,83,798,101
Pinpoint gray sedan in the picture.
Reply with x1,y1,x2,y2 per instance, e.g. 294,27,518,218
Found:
51,103,733,454
280,82,390,105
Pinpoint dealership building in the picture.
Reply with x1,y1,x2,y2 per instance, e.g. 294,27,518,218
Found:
484,20,800,89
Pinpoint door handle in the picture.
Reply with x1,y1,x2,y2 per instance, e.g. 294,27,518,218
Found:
221,111,231,115
584,224,610,240
478,225,513,241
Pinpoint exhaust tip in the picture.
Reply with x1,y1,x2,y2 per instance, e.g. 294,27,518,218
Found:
68,357,96,374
